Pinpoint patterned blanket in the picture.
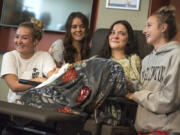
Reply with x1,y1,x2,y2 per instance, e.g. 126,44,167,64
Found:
17,57,127,122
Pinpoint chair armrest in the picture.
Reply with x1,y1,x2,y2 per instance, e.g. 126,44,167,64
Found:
0,101,84,123
19,79,41,86
107,97,137,105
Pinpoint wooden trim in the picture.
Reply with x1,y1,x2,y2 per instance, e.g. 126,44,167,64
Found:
0,0,2,16
90,0,100,35
148,0,170,16
148,0,153,17
170,0,180,42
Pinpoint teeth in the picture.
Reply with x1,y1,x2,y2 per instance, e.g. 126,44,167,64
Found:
76,34,81,36
111,39,119,42
16,45,23,48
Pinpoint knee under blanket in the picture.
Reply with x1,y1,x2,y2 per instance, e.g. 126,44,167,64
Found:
16,58,126,117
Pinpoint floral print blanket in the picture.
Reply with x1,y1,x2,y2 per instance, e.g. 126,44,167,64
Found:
17,58,127,122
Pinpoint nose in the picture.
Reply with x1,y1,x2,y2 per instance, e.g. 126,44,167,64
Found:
15,37,22,44
18,38,22,43
76,26,82,31
112,32,119,38
143,27,146,35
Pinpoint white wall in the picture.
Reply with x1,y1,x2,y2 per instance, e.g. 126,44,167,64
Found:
96,0,150,30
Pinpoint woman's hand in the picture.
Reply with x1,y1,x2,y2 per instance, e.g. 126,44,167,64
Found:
126,93,134,100
126,79,134,92
31,77,47,82
47,68,60,78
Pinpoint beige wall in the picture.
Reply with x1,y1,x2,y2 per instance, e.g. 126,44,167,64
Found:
0,53,8,101
96,0,150,30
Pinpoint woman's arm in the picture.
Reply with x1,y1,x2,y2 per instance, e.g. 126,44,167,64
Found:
1,52,34,92
131,54,180,114
130,54,141,80
4,74,34,92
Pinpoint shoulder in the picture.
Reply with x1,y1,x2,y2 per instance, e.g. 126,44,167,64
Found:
142,51,152,63
165,41,180,60
172,41,180,53
33,51,53,61
33,51,55,65
50,39,64,49
130,54,141,61
35,51,52,57
3,50,18,59
49,39,64,53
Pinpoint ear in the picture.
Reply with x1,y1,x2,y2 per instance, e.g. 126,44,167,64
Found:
161,23,168,33
33,39,39,47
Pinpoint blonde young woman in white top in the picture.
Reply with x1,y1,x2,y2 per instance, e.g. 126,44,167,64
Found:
1,19,56,102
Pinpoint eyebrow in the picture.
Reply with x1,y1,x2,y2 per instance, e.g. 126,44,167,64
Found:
112,30,127,33
71,24,84,26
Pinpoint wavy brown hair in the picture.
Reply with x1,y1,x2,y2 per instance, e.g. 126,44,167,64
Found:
63,12,91,63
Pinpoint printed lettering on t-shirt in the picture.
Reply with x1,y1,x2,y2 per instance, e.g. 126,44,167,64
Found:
142,66,166,82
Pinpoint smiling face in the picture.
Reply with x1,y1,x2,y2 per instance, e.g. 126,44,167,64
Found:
70,17,86,42
14,26,36,58
109,23,128,51
143,15,167,47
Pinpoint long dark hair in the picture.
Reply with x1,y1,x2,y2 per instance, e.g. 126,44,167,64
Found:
63,12,91,63
100,20,137,59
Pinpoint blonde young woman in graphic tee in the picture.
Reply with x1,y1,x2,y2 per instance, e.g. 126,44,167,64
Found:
1,19,56,103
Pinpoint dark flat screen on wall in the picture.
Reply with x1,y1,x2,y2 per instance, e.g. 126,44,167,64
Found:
0,0,93,32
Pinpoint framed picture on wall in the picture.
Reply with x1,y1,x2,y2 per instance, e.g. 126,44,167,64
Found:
106,0,140,10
